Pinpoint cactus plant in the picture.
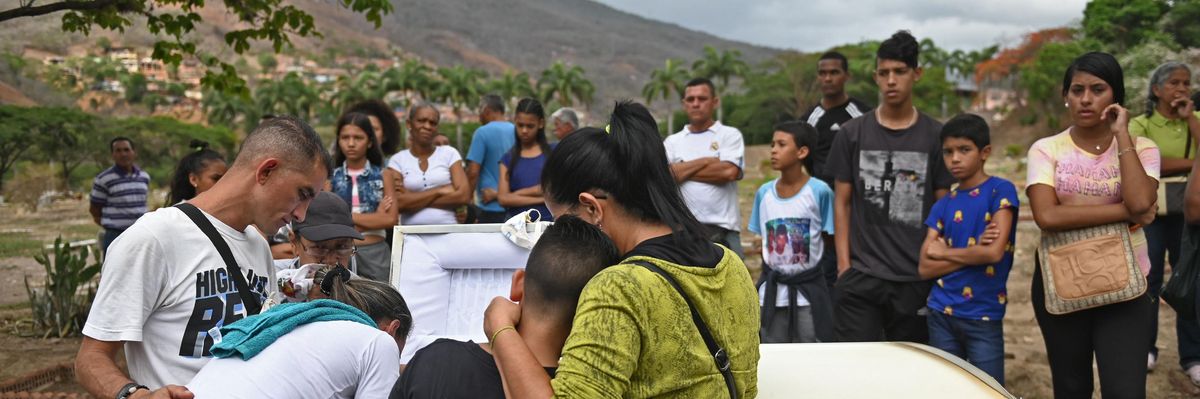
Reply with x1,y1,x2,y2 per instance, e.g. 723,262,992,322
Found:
24,236,101,338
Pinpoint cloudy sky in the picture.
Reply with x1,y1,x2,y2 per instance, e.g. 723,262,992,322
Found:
594,0,1089,52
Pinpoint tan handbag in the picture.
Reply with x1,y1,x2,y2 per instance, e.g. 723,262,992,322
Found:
1037,222,1146,315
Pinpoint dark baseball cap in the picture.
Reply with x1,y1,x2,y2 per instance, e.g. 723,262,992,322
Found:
293,192,364,242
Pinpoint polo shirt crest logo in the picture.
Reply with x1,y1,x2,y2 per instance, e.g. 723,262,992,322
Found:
710,141,719,151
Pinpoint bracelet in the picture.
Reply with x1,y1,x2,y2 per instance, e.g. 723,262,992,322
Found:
1116,147,1137,157
116,382,148,399
490,325,516,345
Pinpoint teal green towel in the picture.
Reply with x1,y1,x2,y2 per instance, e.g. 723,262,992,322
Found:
211,299,377,360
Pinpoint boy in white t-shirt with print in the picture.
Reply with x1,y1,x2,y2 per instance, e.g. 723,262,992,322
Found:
748,121,835,343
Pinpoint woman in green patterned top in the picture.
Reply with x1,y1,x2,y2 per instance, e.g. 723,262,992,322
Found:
484,101,760,398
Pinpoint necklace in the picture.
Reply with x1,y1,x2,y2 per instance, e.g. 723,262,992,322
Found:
876,106,918,130
1069,126,1113,154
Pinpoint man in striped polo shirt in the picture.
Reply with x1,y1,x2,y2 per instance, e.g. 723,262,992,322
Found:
90,136,151,254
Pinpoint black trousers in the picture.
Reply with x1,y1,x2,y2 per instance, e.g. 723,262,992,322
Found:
1033,262,1152,399
477,210,506,224
833,268,932,343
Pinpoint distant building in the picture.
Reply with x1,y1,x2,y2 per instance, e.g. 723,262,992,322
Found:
106,47,139,73
177,60,203,87
975,76,1022,113
140,57,168,82
21,47,68,67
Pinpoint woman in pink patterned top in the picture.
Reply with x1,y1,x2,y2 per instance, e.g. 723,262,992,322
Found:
1025,51,1160,399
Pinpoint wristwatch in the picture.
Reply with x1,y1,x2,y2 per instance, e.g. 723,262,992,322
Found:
116,382,148,399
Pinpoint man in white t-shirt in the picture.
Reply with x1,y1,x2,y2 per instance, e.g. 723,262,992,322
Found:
76,116,334,399
663,77,746,258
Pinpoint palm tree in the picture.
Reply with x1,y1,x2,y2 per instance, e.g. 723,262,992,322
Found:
202,88,257,130
642,58,689,133
538,61,594,109
691,46,749,120
383,59,435,143
330,69,386,114
435,66,485,149
384,59,435,105
488,70,537,110
255,72,321,123
919,38,949,69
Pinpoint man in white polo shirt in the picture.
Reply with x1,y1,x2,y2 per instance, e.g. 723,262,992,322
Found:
663,77,746,258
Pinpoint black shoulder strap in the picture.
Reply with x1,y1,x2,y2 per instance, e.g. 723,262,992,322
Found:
1186,128,1193,159
630,260,737,399
175,203,262,315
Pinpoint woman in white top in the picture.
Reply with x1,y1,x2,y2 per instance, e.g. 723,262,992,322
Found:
188,269,412,399
385,104,471,225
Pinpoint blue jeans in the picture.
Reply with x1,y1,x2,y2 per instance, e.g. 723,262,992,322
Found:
927,309,1005,385
101,227,125,256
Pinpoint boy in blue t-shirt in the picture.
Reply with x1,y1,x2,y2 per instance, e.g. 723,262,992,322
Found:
918,114,1017,385
749,121,835,343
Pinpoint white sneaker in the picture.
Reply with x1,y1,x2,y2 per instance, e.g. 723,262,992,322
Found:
1148,353,1157,371
1187,364,1200,387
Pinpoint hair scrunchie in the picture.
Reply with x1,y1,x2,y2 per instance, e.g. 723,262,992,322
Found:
319,265,352,295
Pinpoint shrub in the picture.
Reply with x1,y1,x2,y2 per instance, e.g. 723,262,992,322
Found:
1005,144,1024,158
24,236,101,338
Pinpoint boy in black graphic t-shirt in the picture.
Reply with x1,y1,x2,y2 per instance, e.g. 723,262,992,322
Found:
391,215,619,399
827,31,957,343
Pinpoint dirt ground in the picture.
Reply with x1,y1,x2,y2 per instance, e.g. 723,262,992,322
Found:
0,146,1196,398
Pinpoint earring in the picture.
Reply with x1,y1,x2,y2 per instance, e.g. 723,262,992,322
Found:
1064,102,1069,107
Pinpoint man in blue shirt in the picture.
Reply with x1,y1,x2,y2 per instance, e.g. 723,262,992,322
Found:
466,94,516,223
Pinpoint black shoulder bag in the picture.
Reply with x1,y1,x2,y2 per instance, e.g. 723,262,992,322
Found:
631,260,738,399
176,202,263,315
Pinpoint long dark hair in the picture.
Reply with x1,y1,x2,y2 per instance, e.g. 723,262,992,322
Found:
333,112,384,168
315,266,413,338
166,140,224,205
542,101,709,253
346,100,402,155
508,98,550,181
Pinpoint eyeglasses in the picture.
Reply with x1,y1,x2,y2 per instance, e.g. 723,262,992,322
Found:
299,240,356,258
